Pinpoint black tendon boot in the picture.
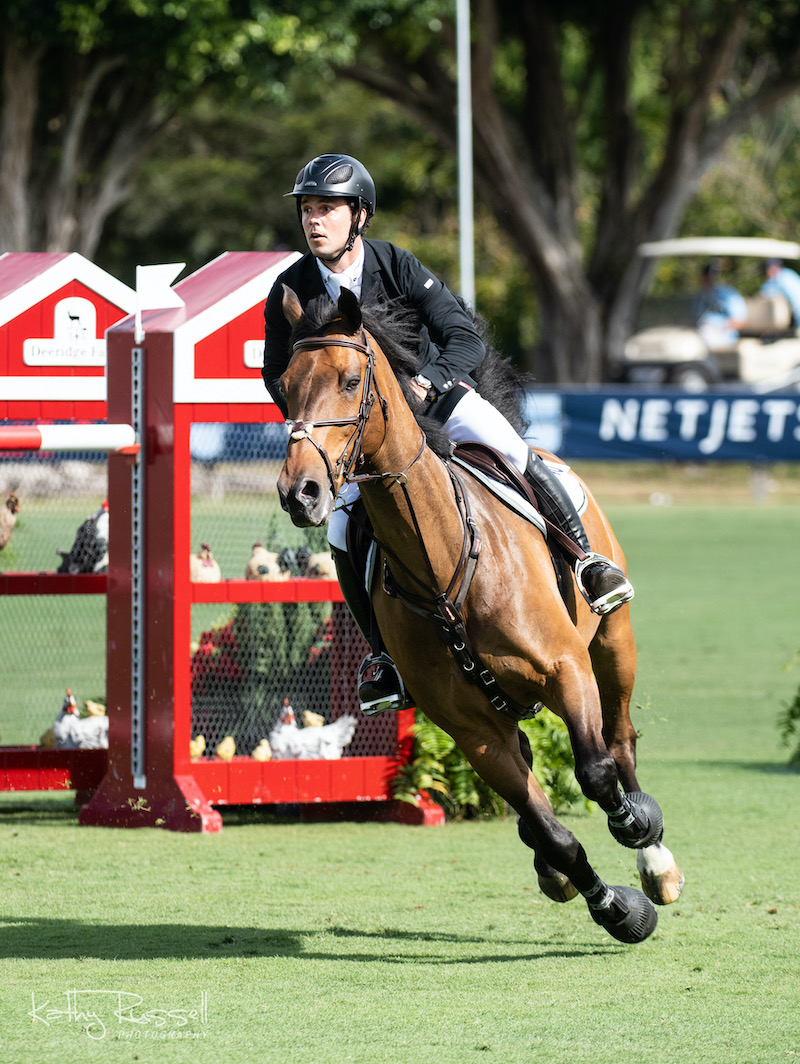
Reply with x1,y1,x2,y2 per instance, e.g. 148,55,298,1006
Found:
331,547,412,715
524,452,634,615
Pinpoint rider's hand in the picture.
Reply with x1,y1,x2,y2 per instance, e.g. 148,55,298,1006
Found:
410,378,430,402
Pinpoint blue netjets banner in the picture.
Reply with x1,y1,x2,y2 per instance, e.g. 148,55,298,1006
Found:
523,390,800,462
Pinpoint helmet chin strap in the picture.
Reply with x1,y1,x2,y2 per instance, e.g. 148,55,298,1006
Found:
315,200,366,266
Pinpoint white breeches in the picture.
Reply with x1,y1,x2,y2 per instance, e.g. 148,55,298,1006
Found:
328,388,530,551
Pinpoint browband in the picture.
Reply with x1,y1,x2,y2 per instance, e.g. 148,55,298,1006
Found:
292,335,371,356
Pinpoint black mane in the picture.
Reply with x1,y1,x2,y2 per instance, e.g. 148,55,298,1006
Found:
290,289,529,454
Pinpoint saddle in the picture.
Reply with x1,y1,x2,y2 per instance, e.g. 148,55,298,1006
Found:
453,441,539,508
451,441,586,567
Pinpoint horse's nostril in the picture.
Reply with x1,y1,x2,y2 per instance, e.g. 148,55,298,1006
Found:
298,478,321,504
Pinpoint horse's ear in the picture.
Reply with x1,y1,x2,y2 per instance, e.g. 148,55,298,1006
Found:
282,285,303,327
337,287,362,332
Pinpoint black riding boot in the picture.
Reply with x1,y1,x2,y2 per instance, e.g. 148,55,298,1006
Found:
524,452,634,615
331,547,411,715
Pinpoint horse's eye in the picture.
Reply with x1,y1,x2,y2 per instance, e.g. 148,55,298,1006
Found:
345,375,361,392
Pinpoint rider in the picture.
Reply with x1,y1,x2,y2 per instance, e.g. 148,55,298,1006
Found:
263,153,634,714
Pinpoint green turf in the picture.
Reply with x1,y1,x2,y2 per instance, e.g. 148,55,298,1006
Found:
1,504,799,1063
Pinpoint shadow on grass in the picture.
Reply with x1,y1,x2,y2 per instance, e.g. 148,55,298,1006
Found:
0,916,618,963
687,759,798,775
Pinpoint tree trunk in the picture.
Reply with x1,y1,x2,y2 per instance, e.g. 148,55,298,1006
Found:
0,34,41,252
0,33,170,260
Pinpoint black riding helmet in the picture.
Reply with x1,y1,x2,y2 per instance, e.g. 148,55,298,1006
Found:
286,154,376,261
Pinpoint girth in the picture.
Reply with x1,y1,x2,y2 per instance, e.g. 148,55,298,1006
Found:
381,561,543,722
345,467,543,723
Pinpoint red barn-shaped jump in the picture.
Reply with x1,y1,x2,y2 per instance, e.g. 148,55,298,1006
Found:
0,254,134,794
80,252,427,832
0,252,135,421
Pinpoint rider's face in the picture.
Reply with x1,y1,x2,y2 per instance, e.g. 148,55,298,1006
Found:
300,196,358,262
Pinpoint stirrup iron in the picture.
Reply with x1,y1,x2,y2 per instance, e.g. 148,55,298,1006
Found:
357,652,410,717
574,551,635,616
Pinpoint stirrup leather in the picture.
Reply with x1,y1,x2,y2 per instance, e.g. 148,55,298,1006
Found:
357,652,410,717
574,552,635,616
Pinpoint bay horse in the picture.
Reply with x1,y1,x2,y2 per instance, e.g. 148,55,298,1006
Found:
276,286,683,944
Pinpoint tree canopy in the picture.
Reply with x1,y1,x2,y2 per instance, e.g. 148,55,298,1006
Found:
320,0,800,378
0,1,287,256
5,0,800,381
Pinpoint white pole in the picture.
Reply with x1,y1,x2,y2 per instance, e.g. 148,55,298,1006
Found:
456,0,475,309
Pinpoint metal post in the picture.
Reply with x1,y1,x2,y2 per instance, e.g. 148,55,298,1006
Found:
457,0,475,308
131,345,146,788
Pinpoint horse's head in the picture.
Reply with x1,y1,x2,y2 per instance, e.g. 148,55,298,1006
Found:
277,286,385,527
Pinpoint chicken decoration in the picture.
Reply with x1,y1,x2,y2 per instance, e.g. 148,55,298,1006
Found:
189,734,206,760
246,543,336,580
302,710,325,729
244,541,291,581
304,551,337,580
56,500,109,574
190,542,221,583
48,689,109,750
251,738,272,762
215,735,236,761
0,493,20,551
268,698,357,761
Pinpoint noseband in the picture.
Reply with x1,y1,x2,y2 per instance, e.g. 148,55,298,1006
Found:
285,333,381,488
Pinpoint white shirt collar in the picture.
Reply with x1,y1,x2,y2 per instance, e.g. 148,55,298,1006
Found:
316,247,365,301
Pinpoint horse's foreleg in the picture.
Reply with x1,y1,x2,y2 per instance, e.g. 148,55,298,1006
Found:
516,728,578,902
546,662,662,851
456,723,657,943
636,842,685,905
588,623,684,904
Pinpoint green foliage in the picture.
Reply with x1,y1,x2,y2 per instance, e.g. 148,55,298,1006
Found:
778,649,800,766
521,711,587,812
392,707,586,820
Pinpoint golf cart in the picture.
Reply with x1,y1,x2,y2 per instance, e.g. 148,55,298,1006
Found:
614,237,800,391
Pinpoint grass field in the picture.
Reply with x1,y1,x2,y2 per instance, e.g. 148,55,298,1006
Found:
1,482,799,1063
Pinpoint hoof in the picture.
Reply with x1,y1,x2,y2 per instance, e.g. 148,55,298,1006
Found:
589,886,658,944
608,790,664,849
538,872,579,903
637,843,685,905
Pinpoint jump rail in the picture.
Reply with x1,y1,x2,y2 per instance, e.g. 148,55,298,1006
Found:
0,424,138,454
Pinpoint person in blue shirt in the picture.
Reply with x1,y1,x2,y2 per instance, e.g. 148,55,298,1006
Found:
691,262,747,352
759,258,800,325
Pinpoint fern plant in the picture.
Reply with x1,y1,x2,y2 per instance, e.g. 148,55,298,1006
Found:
392,707,587,819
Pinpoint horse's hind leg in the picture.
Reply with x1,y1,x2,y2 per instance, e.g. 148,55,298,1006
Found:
516,728,578,902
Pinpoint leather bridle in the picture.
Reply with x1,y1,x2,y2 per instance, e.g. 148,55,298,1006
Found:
285,333,382,489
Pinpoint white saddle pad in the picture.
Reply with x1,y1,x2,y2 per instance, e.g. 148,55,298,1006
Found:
450,455,587,536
